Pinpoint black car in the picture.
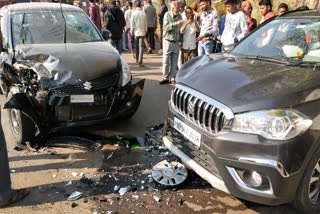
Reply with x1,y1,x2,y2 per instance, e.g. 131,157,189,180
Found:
0,3,144,146
163,9,320,213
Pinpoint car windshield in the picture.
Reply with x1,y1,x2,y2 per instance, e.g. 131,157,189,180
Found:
231,18,320,64
12,10,102,47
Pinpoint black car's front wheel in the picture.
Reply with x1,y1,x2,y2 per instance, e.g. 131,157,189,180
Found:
7,108,35,146
294,149,320,213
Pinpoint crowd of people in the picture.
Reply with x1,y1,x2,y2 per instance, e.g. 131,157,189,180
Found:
82,0,309,85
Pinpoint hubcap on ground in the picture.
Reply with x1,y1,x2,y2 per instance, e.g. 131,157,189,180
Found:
309,160,320,204
151,160,188,186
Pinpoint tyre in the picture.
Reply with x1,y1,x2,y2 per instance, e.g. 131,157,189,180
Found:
294,148,320,213
7,95,35,146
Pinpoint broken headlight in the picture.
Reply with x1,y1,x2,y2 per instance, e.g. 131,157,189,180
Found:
120,56,131,86
231,109,312,140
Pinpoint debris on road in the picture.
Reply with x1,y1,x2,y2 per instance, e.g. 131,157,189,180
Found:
151,160,188,186
65,181,73,186
67,191,83,201
153,195,162,203
145,124,164,146
114,185,120,191
119,187,129,196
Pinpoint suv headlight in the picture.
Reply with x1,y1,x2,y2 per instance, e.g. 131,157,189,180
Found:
120,56,131,86
231,109,312,140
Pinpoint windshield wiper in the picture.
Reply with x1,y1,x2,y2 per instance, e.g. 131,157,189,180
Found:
243,55,290,65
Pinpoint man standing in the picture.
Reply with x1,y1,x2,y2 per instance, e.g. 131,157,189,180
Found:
131,0,147,67
278,3,289,15
89,0,102,32
143,0,157,50
259,0,275,24
160,0,183,85
221,0,248,51
105,0,126,54
158,0,168,49
241,0,256,32
196,0,219,55
125,1,135,58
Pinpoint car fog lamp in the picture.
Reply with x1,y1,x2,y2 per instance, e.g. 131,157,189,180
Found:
243,170,263,187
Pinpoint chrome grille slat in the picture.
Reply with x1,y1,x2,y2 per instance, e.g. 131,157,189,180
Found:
172,87,226,135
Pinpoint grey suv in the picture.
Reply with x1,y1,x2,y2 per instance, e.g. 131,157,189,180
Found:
163,9,320,213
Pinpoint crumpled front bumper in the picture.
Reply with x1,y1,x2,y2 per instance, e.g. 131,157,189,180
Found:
4,79,145,134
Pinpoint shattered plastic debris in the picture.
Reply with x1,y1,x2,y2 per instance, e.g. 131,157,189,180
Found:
153,195,162,203
11,170,16,173
79,172,84,177
67,191,83,201
132,195,139,200
151,160,188,186
72,172,78,177
53,174,57,178
145,124,164,146
106,152,114,160
114,185,120,191
119,187,129,196
65,181,73,186
112,174,119,181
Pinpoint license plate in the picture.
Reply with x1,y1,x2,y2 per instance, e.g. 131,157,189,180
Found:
174,117,201,147
70,95,94,103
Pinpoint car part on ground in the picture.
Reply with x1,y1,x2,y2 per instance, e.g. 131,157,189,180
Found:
151,160,188,186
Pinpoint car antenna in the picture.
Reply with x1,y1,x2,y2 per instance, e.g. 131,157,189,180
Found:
59,0,67,43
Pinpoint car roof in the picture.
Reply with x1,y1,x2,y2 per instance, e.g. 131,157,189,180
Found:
279,9,320,18
1,2,82,13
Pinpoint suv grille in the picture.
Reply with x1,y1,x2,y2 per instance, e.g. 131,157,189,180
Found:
172,87,225,134
50,73,120,96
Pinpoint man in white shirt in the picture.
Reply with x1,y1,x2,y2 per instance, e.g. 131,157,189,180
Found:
180,6,200,64
221,0,248,51
125,1,135,58
131,0,147,67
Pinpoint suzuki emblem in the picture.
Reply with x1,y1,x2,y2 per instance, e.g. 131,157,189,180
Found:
83,81,92,90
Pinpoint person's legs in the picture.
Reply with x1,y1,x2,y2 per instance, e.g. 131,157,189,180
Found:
198,41,205,56
0,111,28,207
0,125,12,203
148,27,155,49
181,48,187,65
144,36,152,54
168,41,179,80
128,30,135,58
138,36,144,66
160,25,163,49
162,39,171,80
116,40,122,54
135,36,139,64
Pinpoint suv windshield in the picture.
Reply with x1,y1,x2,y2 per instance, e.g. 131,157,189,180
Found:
12,10,102,47
231,18,320,63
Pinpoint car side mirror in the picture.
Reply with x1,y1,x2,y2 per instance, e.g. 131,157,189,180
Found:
101,28,111,41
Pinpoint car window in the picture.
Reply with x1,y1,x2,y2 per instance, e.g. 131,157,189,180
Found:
231,18,320,63
12,10,102,47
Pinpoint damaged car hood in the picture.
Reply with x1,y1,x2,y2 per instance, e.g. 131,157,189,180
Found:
14,42,120,88
176,55,320,113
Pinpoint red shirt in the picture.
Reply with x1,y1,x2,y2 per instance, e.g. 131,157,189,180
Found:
260,12,275,24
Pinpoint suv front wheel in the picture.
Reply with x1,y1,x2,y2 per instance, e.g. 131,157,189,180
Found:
294,148,320,213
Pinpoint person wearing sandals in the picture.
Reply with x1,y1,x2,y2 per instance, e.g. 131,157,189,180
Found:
0,123,29,207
